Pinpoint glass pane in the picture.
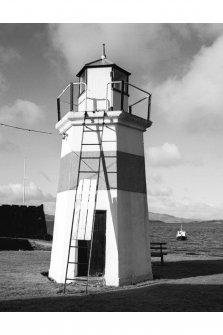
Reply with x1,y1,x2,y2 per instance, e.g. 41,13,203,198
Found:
79,71,86,94
113,69,128,93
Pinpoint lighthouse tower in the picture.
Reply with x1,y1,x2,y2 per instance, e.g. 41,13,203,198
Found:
49,46,153,287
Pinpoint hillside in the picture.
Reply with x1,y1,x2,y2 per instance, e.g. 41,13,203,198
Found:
149,212,198,223
45,214,54,236
149,212,223,224
45,213,223,232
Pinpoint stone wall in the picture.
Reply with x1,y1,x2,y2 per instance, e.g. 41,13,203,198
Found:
0,204,48,239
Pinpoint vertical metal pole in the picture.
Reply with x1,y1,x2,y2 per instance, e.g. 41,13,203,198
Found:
23,158,26,205
57,98,61,121
160,243,163,265
110,72,114,111
147,94,152,121
128,106,132,114
120,80,124,111
111,82,114,111
70,82,74,111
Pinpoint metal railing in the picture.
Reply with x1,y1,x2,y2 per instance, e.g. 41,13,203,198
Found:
57,81,152,122
106,80,152,121
57,82,87,121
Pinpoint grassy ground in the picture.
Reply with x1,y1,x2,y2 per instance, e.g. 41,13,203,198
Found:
0,251,223,311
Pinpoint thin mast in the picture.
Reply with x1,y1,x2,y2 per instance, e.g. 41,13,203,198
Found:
101,43,106,59
23,158,26,205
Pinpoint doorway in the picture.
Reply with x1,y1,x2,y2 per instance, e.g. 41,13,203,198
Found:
77,210,106,276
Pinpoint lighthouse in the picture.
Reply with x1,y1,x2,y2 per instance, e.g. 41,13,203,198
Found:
49,45,153,288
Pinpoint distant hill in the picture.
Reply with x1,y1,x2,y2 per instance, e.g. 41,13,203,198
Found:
44,213,223,236
149,212,223,224
45,214,54,221
45,214,54,237
149,212,198,223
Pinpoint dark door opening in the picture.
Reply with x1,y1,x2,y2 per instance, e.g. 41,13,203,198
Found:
77,210,106,277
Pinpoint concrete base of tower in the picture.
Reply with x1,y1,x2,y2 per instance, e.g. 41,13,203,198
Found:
105,272,153,287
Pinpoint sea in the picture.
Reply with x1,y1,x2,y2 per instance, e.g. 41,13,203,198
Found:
150,221,223,257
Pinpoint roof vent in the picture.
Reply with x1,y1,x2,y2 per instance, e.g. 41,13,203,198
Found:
101,43,106,60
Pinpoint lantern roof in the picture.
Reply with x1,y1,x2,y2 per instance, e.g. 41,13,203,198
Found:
76,44,131,77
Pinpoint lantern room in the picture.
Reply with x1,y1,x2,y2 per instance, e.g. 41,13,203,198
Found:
76,44,130,113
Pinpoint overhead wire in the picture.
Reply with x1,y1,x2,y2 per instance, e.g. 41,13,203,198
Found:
0,122,54,135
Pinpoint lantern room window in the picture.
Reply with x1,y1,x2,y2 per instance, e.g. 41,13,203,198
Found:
79,70,86,95
113,68,129,95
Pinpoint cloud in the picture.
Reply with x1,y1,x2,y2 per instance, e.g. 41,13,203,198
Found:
0,182,55,204
0,45,20,95
148,185,173,197
149,197,223,221
169,24,223,41
153,35,223,132
148,172,163,184
0,99,44,126
148,143,182,167
0,45,20,65
47,23,183,84
48,24,223,128
147,172,223,220
0,133,20,153
147,174,223,220
0,72,6,94
190,24,223,41
39,170,52,182
147,172,173,199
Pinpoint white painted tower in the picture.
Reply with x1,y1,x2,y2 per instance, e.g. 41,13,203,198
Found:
49,46,153,286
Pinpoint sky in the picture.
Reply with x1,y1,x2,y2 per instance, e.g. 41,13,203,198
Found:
0,23,223,220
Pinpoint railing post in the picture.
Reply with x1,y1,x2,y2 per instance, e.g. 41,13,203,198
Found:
147,94,152,121
160,243,163,265
70,82,74,111
120,80,124,111
57,98,61,121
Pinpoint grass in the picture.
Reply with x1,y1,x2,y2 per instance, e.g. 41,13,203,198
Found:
0,250,61,300
0,250,223,311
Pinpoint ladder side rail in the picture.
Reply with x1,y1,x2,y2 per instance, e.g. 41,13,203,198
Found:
85,112,106,294
63,112,87,293
73,180,85,240
82,180,94,240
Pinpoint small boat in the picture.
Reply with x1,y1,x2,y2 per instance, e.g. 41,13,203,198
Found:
176,224,187,240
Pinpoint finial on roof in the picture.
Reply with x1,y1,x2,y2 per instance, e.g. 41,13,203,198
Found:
101,43,106,60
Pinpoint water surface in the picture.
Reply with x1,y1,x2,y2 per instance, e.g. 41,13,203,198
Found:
150,221,223,257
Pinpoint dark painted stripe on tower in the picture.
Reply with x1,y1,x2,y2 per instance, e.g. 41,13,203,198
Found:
57,151,147,194
117,151,147,193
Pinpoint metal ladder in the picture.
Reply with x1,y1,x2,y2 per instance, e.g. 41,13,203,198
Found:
63,111,106,294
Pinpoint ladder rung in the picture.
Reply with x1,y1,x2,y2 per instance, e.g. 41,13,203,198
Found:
79,171,99,173
81,156,100,159
83,129,103,132
100,140,115,142
82,143,101,145
70,245,88,249
83,131,102,133
68,262,88,265
81,155,116,159
82,143,101,146
65,278,88,282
